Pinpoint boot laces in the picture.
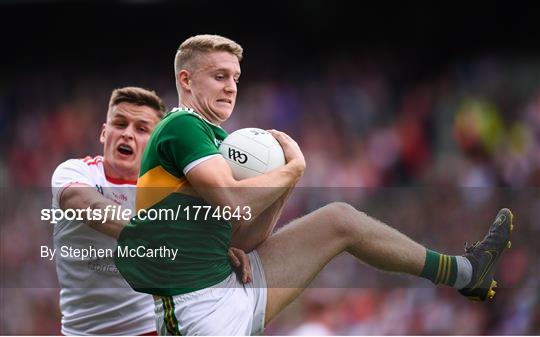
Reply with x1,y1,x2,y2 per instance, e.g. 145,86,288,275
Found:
464,241,481,253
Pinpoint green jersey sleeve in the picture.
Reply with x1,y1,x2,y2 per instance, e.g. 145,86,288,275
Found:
157,114,220,176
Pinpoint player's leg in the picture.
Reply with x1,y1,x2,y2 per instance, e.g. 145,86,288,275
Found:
258,202,426,324
257,203,514,324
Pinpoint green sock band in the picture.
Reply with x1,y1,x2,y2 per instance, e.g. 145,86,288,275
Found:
421,249,458,286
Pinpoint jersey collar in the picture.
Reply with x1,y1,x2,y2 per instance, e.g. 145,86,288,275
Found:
172,107,222,128
105,174,137,185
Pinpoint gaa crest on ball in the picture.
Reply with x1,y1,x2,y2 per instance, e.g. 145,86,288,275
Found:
219,128,285,179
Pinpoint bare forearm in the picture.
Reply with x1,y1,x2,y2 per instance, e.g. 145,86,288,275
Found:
228,169,297,218
60,186,128,238
85,199,128,238
231,186,294,251
189,159,302,220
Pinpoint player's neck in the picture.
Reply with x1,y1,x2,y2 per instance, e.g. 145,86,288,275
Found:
179,99,222,126
103,161,138,185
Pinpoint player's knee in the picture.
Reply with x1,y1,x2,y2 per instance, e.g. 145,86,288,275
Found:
323,202,358,238
325,201,356,215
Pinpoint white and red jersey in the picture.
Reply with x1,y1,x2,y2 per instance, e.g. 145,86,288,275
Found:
51,155,155,336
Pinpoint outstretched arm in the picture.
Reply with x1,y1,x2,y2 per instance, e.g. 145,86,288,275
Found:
60,184,258,281
59,185,127,238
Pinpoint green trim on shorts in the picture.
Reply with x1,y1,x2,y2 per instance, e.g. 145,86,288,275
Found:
163,296,181,335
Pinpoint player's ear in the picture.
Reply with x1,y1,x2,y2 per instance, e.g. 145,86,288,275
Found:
178,70,191,91
99,123,106,144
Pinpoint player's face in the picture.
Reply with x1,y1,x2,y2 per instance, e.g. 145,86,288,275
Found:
100,102,160,181
189,51,241,124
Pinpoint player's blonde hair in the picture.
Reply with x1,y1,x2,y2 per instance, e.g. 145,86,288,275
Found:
107,87,166,119
174,34,243,77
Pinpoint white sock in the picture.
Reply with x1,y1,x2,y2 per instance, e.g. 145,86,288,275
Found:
453,256,472,289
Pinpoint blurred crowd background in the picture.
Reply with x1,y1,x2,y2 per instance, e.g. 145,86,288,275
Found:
1,1,539,335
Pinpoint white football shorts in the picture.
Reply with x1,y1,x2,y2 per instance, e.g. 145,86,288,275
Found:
154,250,267,336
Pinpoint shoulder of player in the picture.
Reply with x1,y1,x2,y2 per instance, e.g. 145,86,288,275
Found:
54,156,103,170
80,155,104,166
52,157,104,186
51,156,102,190
158,108,216,135
164,108,207,124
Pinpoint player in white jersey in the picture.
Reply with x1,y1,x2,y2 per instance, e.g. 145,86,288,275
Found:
52,155,158,335
51,87,165,335
51,87,254,335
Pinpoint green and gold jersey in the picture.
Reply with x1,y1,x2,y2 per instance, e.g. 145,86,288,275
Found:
114,107,231,296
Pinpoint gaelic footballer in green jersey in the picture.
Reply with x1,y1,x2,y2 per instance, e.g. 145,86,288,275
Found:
115,108,233,296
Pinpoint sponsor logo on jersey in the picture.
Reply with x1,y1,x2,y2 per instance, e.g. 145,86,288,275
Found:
112,191,128,204
88,256,120,274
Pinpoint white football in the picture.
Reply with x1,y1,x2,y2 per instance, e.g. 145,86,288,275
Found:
219,128,286,179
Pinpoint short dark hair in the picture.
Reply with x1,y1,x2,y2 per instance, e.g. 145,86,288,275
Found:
108,87,166,119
